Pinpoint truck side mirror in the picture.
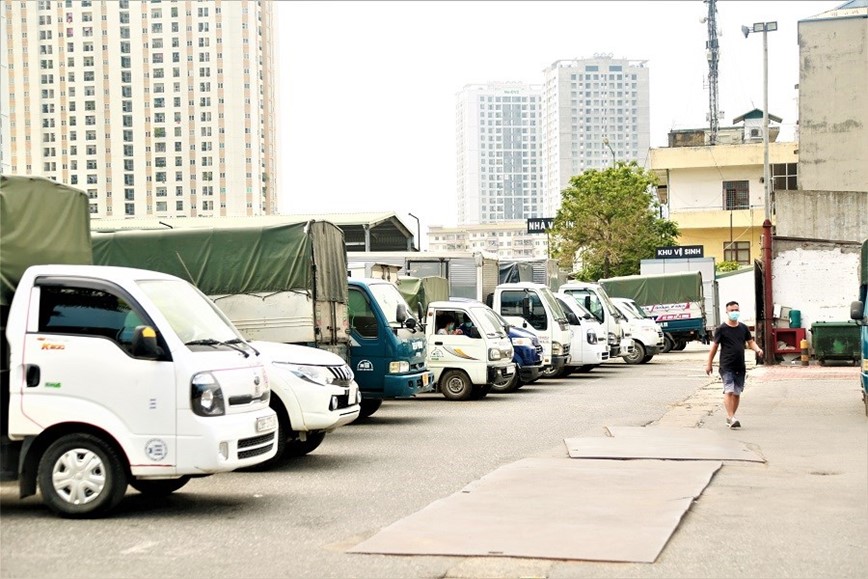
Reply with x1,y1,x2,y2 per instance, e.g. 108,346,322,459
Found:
131,325,161,359
566,311,580,325
396,304,417,330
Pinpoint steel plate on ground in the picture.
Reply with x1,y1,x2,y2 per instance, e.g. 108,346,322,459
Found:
349,457,721,563
563,426,764,462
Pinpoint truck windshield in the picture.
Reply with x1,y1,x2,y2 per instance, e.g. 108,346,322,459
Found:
470,306,507,338
138,279,242,345
539,287,567,322
368,282,414,325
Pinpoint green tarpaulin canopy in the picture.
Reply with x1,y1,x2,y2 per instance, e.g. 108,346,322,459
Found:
599,271,704,306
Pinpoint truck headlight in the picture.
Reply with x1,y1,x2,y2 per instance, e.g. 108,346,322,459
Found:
551,342,563,356
191,372,225,416
389,361,410,373
511,337,533,347
608,332,618,345
587,330,598,344
488,348,502,361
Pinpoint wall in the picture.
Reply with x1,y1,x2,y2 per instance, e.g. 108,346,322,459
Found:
775,190,868,242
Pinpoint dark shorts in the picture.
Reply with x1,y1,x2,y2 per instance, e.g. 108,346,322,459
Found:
721,369,746,395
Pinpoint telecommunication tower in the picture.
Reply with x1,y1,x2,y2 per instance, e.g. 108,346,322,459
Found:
704,0,720,144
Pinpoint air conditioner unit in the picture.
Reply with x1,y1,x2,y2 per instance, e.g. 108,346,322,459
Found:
750,128,761,138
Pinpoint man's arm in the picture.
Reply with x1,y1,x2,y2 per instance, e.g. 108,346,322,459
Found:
705,342,719,375
747,338,763,359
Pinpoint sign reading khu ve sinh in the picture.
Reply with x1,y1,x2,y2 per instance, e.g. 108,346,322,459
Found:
655,245,704,259
527,218,555,234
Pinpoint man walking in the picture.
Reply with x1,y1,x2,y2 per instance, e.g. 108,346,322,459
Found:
705,300,763,428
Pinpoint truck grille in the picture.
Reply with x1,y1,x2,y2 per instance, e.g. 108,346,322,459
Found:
238,432,274,459
328,365,354,387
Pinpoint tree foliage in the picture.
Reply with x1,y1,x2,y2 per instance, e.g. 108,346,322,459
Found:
551,161,679,281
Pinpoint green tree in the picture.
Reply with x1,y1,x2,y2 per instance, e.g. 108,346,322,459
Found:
551,161,679,280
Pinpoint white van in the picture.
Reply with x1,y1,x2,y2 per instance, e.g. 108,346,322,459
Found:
554,294,609,373
610,297,665,364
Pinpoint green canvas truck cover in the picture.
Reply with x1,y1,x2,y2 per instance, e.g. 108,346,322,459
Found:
397,276,449,313
599,271,704,307
92,220,347,301
0,175,93,306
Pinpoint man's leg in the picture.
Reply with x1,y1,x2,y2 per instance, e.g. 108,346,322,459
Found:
721,370,737,421
731,393,740,415
723,392,736,418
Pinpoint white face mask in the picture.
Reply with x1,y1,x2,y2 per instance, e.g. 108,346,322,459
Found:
727,311,740,322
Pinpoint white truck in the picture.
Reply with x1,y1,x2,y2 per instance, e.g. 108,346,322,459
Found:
425,300,515,400
610,297,665,364
557,282,628,361
487,282,573,378
1,176,278,518
554,294,610,373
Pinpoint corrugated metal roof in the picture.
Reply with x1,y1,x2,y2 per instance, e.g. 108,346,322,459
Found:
801,0,867,20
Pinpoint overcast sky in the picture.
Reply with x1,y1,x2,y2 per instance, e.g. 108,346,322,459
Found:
274,0,840,240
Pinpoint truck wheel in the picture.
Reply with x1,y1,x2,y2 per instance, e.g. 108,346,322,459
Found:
130,476,190,496
440,370,473,401
541,365,566,379
622,342,646,365
358,398,383,419
661,334,675,353
673,339,687,351
491,372,520,393
640,354,654,364
38,434,128,518
471,384,492,400
284,431,326,457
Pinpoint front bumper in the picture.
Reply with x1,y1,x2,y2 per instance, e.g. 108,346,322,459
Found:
550,354,569,369
519,364,542,383
487,363,516,385
375,370,435,399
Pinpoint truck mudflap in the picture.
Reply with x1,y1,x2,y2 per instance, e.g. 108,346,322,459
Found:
487,363,516,386
376,370,435,399
519,364,542,383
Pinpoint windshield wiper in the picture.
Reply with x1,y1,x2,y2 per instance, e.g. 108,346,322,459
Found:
184,338,250,357
226,338,259,356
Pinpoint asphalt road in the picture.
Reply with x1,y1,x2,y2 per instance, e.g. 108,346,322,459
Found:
3,346,862,578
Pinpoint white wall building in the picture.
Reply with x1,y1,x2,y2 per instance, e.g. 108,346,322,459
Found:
541,56,650,217
427,221,549,260
455,82,544,226
3,0,277,218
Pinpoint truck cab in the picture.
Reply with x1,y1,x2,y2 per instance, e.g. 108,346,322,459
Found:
610,297,665,364
488,283,572,378
554,294,609,374
347,278,434,417
2,265,277,517
424,301,515,400
558,282,625,360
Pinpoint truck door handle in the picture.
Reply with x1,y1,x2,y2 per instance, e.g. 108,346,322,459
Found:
25,365,40,387
434,341,443,346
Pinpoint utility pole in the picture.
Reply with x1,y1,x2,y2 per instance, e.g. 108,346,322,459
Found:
704,0,720,145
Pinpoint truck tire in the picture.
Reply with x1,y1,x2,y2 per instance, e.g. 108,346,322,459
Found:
130,476,191,496
673,339,687,351
440,369,473,401
661,334,675,353
284,431,326,457
540,365,567,379
491,372,520,393
471,384,492,400
38,433,128,518
358,398,383,419
641,354,654,364
622,342,646,365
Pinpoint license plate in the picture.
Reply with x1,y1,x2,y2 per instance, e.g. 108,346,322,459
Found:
256,414,277,433
422,372,429,386
504,366,515,376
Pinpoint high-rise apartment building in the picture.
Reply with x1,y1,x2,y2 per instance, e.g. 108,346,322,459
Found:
455,82,543,225
541,56,650,216
2,0,277,218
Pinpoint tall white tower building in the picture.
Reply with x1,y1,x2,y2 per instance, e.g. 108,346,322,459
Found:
541,56,650,217
455,82,544,225
2,0,277,218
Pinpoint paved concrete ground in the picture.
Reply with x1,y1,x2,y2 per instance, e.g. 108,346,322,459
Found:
452,346,868,578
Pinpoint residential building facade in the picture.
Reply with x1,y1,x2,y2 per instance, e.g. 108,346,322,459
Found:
427,221,549,260
455,82,544,225
650,124,798,266
541,55,650,217
2,0,277,217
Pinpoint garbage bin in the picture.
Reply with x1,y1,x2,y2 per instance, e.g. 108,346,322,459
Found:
789,309,802,329
810,321,860,365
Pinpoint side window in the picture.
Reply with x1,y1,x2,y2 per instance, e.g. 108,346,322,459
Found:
526,293,547,331
499,291,523,317
38,285,144,351
348,288,377,339
575,290,604,324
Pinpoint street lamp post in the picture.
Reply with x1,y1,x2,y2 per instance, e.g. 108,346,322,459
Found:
741,20,777,365
602,137,616,165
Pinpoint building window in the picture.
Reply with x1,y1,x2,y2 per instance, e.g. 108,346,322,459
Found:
722,180,749,210
772,163,798,191
724,241,751,265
